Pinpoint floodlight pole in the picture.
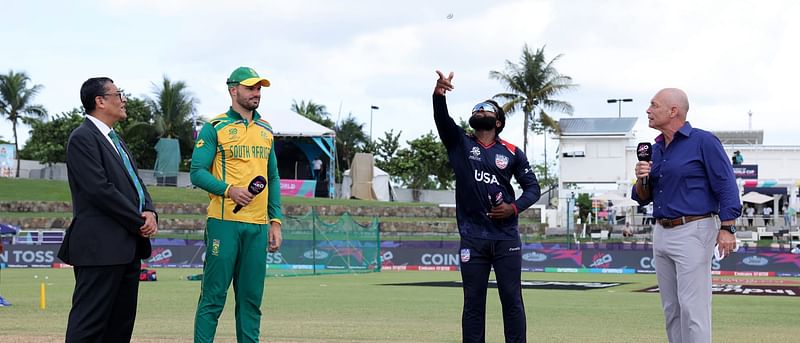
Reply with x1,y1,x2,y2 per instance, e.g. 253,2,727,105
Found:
606,98,633,118
370,105,379,143
192,113,198,139
567,192,575,249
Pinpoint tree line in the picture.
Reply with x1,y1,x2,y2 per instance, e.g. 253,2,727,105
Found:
1,74,198,176
2,44,574,196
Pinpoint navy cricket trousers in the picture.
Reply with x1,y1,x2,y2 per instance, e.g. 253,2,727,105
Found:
459,236,526,343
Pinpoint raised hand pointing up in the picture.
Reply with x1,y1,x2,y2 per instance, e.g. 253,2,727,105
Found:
434,70,454,96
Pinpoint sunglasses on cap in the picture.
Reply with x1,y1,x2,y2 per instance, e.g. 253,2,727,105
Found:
471,102,497,114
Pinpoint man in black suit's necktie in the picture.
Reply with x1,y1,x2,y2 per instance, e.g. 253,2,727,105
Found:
58,77,158,343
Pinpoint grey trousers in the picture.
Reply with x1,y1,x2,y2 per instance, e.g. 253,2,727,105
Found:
653,217,718,343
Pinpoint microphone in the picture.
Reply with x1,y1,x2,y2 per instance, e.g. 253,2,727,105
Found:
233,175,266,214
490,190,504,207
487,186,505,221
636,142,652,189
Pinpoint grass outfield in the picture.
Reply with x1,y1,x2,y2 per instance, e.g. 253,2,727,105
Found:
0,269,798,342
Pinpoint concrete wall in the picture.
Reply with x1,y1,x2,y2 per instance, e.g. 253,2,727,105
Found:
12,159,193,187
392,188,455,204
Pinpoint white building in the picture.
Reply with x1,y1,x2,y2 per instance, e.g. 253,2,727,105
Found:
556,118,800,228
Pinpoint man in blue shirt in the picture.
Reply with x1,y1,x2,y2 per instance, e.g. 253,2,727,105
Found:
434,71,540,343
632,88,740,343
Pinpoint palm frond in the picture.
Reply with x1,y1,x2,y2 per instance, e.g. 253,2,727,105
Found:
488,45,578,152
148,75,197,139
123,121,157,139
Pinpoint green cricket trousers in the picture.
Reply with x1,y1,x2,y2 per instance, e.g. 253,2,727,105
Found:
194,218,268,343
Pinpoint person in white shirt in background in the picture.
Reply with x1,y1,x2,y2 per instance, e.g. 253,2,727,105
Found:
763,206,773,226
783,204,790,227
745,205,755,227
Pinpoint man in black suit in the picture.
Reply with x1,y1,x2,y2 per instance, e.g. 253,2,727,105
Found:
58,77,158,343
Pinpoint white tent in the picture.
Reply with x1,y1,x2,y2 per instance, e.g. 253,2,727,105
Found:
265,111,336,197
266,111,334,137
613,198,640,208
591,192,627,202
341,166,393,201
741,191,772,204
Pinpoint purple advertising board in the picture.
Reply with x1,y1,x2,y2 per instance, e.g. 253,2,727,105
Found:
2,240,799,277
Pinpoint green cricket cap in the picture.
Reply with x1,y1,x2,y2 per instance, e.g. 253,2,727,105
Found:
226,66,270,87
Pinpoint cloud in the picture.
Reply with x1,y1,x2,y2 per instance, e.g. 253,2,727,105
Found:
2,0,799,157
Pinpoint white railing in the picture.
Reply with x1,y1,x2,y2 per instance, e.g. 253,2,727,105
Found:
12,230,65,245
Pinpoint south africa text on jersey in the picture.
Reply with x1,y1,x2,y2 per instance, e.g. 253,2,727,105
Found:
229,145,271,159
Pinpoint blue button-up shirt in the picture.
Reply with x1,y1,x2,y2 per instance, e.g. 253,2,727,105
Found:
632,122,741,221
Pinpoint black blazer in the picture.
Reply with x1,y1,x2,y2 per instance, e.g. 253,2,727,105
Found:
58,118,155,266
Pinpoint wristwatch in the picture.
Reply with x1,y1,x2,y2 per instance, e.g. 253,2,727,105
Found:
720,225,737,234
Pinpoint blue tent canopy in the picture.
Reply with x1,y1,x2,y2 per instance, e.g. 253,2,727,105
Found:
265,112,337,198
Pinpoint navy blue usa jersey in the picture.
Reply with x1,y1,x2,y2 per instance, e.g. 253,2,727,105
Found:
433,94,541,240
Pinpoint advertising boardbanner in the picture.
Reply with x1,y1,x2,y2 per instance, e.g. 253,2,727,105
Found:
0,144,16,178
2,241,799,277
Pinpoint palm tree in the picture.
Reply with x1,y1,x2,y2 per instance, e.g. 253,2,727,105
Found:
117,97,159,169
0,70,47,177
291,99,335,129
490,44,578,155
146,76,198,169
334,115,369,174
147,75,197,140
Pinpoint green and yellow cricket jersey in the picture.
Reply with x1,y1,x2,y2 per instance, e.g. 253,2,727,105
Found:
190,108,283,225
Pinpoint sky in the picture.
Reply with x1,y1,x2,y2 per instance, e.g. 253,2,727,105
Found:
2,0,799,166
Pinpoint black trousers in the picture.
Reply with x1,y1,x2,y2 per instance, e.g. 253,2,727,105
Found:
459,236,526,343
65,261,141,343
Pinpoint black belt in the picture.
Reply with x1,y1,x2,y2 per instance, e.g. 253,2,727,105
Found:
657,214,713,228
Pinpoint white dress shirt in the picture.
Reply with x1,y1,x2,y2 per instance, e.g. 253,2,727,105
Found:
86,114,120,155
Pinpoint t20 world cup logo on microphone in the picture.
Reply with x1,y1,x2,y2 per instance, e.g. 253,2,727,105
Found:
490,191,504,207
249,179,266,193
487,184,504,209
637,143,650,159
